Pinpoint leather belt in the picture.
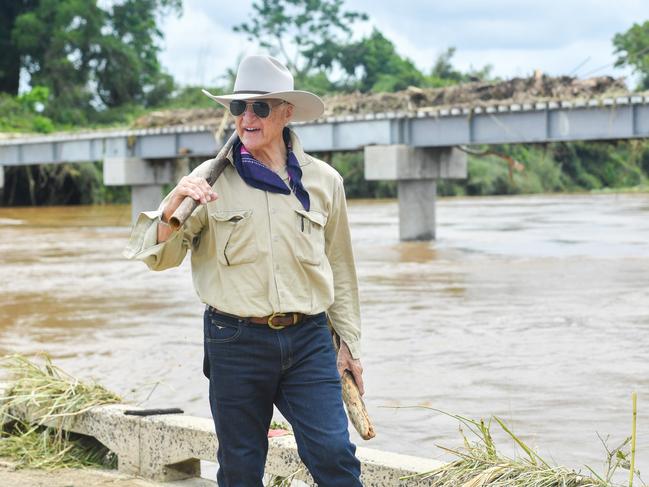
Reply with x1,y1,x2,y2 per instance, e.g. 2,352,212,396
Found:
208,306,306,330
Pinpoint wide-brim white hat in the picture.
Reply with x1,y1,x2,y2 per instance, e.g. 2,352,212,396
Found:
202,55,325,122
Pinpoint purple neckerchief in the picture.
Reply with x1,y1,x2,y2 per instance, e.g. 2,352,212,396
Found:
232,128,310,211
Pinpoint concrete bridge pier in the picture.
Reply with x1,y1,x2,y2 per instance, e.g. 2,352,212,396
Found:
364,145,467,240
103,157,173,223
0,165,4,190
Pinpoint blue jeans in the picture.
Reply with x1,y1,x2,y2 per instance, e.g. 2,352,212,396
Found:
203,307,362,486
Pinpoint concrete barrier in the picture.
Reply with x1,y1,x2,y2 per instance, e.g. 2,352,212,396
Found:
2,398,443,485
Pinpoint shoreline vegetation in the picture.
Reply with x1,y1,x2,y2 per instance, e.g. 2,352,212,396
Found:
0,355,642,486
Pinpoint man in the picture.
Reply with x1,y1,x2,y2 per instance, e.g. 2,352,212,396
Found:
124,55,364,486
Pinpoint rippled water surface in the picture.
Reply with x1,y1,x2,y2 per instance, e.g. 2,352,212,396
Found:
0,194,647,478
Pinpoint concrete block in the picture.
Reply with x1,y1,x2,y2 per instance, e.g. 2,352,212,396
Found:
364,145,467,181
70,404,142,475
398,180,437,241
103,157,172,186
174,157,190,183
22,143,55,164
137,415,216,482
131,185,164,223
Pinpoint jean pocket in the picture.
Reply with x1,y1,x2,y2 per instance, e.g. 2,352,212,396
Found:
206,318,242,343
312,313,331,329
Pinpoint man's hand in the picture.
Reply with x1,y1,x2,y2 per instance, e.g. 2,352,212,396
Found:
157,176,218,243
337,341,364,396
164,176,218,220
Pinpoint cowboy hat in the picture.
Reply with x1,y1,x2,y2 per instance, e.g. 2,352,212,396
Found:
202,55,325,122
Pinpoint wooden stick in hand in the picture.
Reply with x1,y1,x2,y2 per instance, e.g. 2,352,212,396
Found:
168,131,239,230
333,332,376,440
341,370,376,440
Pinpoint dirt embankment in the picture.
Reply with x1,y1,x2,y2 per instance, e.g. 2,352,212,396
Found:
132,74,630,129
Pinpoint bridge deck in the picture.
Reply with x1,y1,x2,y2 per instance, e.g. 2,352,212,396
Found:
1,95,648,166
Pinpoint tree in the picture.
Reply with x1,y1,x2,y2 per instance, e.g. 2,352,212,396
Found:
338,29,424,92
0,1,38,94
94,0,178,107
4,0,181,123
613,21,649,90
233,0,367,80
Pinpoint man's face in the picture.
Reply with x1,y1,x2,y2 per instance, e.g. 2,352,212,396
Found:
234,99,294,154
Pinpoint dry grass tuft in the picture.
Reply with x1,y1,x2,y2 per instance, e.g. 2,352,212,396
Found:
401,409,644,487
0,354,122,469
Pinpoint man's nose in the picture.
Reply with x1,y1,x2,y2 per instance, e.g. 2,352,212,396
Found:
242,104,258,120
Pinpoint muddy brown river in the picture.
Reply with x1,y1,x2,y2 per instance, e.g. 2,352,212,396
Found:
0,193,647,480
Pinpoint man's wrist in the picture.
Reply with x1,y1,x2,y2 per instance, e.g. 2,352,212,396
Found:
160,208,173,225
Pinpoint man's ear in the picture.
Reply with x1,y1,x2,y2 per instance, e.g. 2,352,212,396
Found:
284,103,294,122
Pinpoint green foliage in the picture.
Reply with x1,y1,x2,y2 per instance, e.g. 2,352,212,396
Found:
2,162,130,206
339,29,425,92
0,89,55,133
444,141,649,198
31,115,55,133
17,85,49,109
231,1,492,94
160,85,225,109
613,20,649,90
294,70,337,96
5,0,181,124
233,0,367,79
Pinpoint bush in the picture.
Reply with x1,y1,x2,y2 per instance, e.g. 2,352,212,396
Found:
0,93,55,134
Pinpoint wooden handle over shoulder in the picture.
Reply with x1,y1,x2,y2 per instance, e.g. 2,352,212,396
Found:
168,131,239,230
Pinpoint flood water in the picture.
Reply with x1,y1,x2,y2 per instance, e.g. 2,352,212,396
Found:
0,193,647,480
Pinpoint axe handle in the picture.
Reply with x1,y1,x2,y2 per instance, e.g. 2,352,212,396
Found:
168,131,239,230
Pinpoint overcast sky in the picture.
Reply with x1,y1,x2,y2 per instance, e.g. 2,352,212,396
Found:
158,0,647,88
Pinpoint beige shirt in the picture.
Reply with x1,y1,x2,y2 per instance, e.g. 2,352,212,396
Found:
123,129,361,358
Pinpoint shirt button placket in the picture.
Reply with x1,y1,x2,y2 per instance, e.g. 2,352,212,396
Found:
267,195,283,307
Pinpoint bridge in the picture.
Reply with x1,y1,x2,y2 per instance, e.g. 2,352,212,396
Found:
1,94,648,239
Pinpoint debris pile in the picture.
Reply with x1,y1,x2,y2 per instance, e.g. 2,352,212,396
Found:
324,75,628,115
131,74,630,129
131,108,225,129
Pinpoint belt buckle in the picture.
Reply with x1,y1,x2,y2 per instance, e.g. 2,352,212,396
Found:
268,312,287,330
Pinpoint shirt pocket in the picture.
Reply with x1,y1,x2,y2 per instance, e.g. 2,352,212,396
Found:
294,208,326,266
210,209,258,266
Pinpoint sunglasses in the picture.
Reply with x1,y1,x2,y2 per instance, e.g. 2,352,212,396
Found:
229,100,286,118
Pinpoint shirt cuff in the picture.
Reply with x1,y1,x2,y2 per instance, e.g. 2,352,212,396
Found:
341,336,361,359
123,210,177,260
